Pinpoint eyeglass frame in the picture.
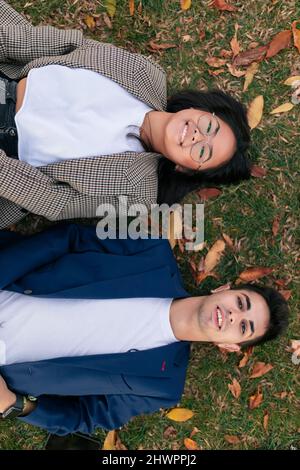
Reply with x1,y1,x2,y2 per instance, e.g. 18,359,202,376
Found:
189,112,220,169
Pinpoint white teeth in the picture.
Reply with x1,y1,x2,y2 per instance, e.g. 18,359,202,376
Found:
180,123,188,144
217,307,223,328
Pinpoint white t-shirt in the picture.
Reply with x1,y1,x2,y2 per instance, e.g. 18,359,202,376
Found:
0,290,177,365
15,65,152,166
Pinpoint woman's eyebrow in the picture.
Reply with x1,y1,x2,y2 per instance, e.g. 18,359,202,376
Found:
242,293,251,310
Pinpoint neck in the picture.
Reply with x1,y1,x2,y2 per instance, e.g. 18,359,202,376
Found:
140,110,170,154
169,296,208,342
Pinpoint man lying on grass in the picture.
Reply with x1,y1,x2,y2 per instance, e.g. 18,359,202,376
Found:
0,224,289,435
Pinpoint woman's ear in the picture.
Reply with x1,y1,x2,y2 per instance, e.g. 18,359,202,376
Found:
215,343,241,353
175,164,189,173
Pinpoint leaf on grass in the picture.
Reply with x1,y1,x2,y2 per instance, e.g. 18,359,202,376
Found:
230,23,241,57
208,68,225,76
84,15,96,29
247,95,264,129
233,45,268,67
249,387,263,409
129,0,135,16
243,62,259,91
149,41,177,51
103,13,113,29
190,427,200,438
284,75,300,85
184,438,200,450
250,362,273,379
167,210,183,249
238,266,273,282
228,378,241,399
163,426,177,439
105,0,116,18
206,57,227,68
278,290,292,301
224,435,241,444
222,233,234,249
226,63,246,77
272,215,280,236
270,102,294,114
212,0,237,12
250,165,267,177
180,0,192,10
266,30,292,59
166,408,194,422
103,430,117,450
198,187,222,200
263,410,269,433
205,239,226,273
287,339,300,355
292,20,300,53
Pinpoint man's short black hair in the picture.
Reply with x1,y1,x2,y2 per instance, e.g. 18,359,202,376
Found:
233,284,289,348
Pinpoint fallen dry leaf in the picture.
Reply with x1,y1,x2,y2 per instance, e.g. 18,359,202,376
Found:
228,378,241,399
247,95,264,129
190,427,200,438
233,45,268,67
243,62,259,91
103,430,117,450
198,187,222,200
250,165,267,177
250,362,274,379
224,435,241,444
166,408,195,422
238,266,273,282
103,13,113,29
184,438,200,450
220,49,233,58
129,0,135,16
272,215,280,237
226,63,246,77
263,410,269,433
288,339,300,355
270,102,294,114
182,34,192,42
206,57,227,68
204,239,226,273
212,0,237,11
167,209,183,249
105,0,116,18
278,290,292,301
238,352,249,368
163,426,177,439
230,23,241,57
222,233,234,249
292,20,300,53
84,15,96,29
284,75,300,85
249,387,263,409
180,0,192,10
148,41,177,51
266,30,292,59
208,68,225,76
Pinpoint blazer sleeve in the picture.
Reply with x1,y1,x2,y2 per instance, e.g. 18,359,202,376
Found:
19,394,177,435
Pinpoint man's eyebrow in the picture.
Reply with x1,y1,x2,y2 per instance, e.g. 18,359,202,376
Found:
249,320,255,337
243,293,251,310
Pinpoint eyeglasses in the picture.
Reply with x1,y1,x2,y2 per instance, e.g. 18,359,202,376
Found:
189,113,220,167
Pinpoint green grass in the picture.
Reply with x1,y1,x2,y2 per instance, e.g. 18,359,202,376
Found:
1,0,299,450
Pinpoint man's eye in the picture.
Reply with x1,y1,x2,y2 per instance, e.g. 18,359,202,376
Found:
237,296,243,310
241,321,247,335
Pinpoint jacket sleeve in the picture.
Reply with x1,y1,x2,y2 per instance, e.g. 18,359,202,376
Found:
19,394,177,435
0,20,84,63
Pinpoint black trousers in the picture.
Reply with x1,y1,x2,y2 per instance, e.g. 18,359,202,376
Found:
0,71,19,159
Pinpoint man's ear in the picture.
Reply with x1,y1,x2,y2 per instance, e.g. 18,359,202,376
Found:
215,343,241,352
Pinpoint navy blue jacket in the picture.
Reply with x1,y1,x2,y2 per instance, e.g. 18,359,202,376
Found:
0,224,191,435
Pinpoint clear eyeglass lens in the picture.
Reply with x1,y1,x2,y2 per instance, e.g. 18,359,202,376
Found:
197,114,218,136
190,142,211,163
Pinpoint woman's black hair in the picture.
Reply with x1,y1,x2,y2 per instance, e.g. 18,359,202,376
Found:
156,89,251,205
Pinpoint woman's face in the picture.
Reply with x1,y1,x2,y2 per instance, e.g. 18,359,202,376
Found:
160,108,237,172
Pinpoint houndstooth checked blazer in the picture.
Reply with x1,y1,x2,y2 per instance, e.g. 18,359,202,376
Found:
0,1,167,228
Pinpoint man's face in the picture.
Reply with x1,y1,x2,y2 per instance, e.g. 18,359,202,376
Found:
196,289,270,346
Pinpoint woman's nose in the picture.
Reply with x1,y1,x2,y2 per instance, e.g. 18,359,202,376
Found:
191,128,205,144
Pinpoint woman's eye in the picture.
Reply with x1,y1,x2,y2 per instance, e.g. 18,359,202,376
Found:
241,321,247,335
237,296,243,310
207,121,212,133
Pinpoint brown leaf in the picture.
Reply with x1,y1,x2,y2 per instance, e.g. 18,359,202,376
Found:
224,435,241,444
250,362,274,379
263,410,269,433
266,30,292,59
212,0,237,11
129,0,135,16
180,0,192,10
220,49,233,58
226,63,246,77
204,239,226,273
103,13,113,29
272,215,280,237
190,427,200,438
279,290,292,300
243,62,259,91
206,57,227,68
148,41,177,51
247,95,264,129
222,233,234,249
198,187,222,200
238,353,249,368
230,24,241,57
233,45,268,67
238,266,273,282
292,20,300,53
228,378,241,399
166,408,195,422
288,339,300,354
208,68,225,76
249,387,263,409
250,165,267,177
163,426,177,439
182,34,192,43
184,438,200,450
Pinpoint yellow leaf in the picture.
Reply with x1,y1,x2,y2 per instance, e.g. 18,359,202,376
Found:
247,95,264,129
129,0,135,16
167,209,183,249
270,102,294,114
284,75,300,85
84,15,96,29
166,408,195,422
102,430,117,450
105,0,116,18
204,239,226,273
180,0,192,10
184,438,200,450
243,62,259,91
